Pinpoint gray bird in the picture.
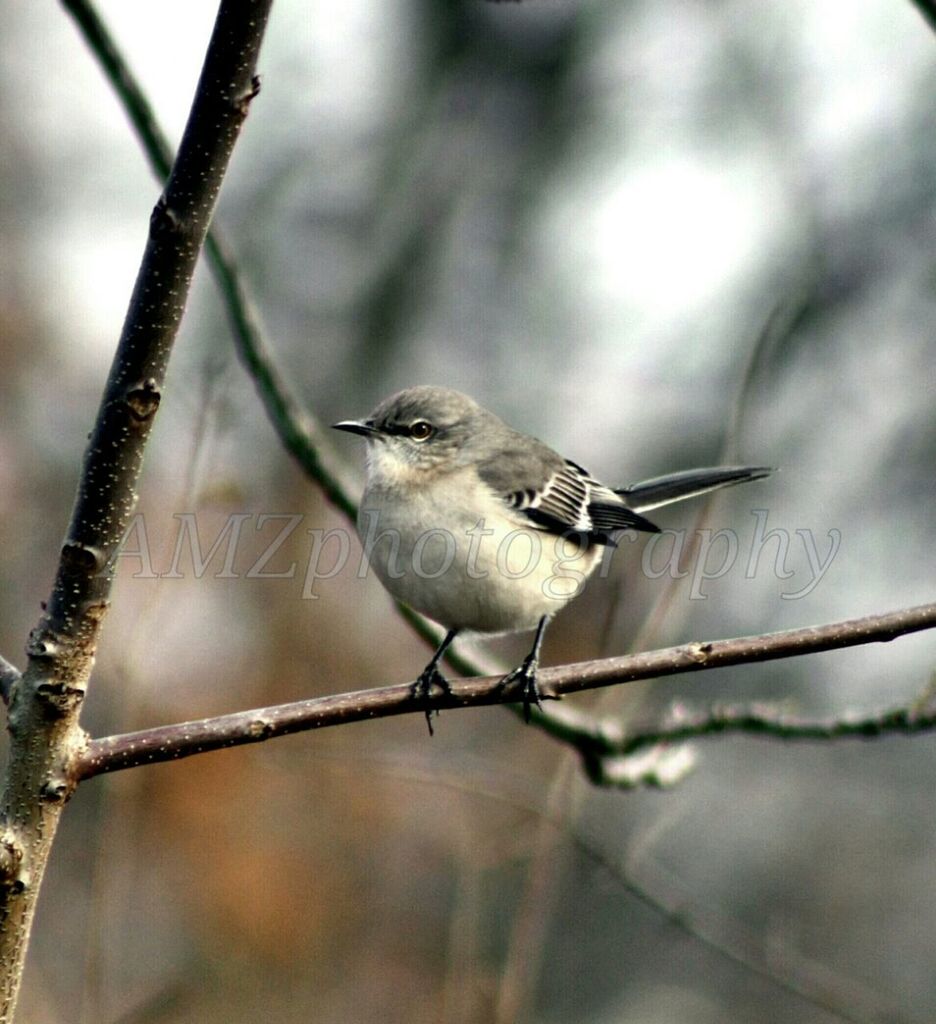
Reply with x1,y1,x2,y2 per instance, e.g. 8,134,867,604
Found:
334,386,770,730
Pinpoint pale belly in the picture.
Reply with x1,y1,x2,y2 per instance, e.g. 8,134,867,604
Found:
358,479,602,634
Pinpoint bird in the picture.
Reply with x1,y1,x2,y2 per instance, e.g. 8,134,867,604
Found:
333,386,771,731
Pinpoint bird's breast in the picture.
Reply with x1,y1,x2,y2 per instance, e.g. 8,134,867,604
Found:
357,471,602,633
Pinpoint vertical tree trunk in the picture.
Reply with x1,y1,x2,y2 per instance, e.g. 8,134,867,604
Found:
0,3,272,1018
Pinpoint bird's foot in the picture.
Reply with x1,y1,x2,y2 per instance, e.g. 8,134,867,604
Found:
500,656,543,724
412,664,453,736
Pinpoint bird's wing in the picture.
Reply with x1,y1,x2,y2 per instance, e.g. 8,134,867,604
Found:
477,448,659,544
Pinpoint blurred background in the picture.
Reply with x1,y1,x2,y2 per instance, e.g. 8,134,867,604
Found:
1,1,935,1021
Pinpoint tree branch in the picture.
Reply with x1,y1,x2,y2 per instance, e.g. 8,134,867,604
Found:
606,691,936,755
566,678,936,788
74,601,936,782
0,5,272,1019
61,0,173,178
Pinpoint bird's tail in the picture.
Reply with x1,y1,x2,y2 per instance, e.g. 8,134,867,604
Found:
616,466,773,513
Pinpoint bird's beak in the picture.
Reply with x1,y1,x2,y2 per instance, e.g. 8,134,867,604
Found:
332,419,381,438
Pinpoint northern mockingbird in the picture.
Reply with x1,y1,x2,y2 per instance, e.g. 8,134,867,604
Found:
334,386,770,730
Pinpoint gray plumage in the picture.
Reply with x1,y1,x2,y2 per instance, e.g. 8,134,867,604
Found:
333,385,772,728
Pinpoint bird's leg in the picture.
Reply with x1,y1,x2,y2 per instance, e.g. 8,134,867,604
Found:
500,615,549,723
412,628,459,735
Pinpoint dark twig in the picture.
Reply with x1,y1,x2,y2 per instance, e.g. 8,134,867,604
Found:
0,4,272,1018
615,695,936,755
572,681,936,788
61,0,173,179
75,602,936,781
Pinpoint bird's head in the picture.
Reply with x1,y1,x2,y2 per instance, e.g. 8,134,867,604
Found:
333,386,491,482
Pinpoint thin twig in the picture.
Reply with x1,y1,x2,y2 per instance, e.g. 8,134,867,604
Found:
61,0,173,177
574,679,936,788
74,601,936,781
615,696,936,754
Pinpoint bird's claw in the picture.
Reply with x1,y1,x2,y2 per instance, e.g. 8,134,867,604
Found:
500,658,543,723
412,664,452,736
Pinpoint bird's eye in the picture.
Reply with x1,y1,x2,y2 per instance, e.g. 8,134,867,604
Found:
409,420,434,441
